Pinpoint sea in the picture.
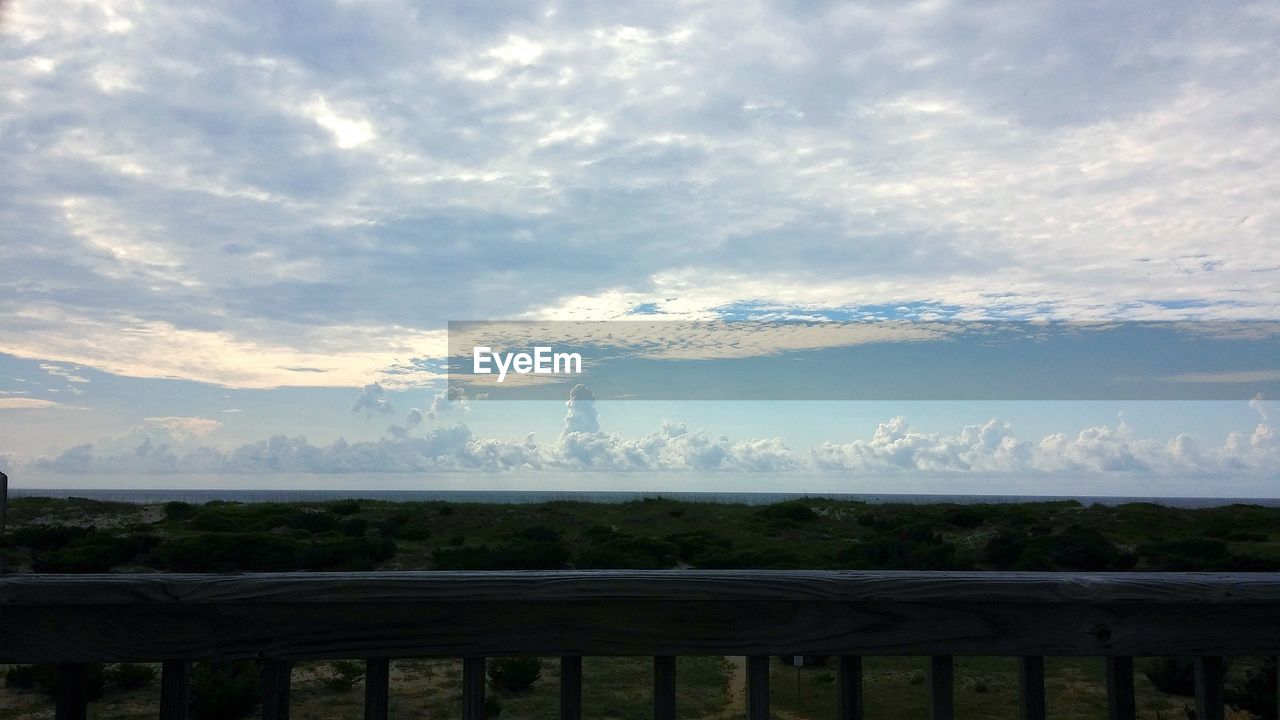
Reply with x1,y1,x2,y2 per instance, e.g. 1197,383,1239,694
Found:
9,487,1280,508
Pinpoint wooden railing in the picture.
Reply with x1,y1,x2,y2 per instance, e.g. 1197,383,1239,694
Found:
2,570,1278,720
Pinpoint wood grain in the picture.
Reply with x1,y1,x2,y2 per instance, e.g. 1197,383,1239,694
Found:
2,572,1279,662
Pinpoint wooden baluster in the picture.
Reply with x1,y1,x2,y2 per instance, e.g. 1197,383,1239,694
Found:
462,658,486,720
261,660,292,720
929,656,954,720
1018,656,1045,720
654,656,676,720
746,656,769,720
1195,656,1225,720
837,656,864,720
364,659,390,720
54,663,88,720
1105,657,1135,720
159,661,191,720
561,657,582,720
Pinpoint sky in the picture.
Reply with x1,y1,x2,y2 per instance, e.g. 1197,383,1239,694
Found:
1,0,1278,493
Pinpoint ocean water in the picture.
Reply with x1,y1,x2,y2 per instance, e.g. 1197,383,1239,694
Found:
9,487,1280,508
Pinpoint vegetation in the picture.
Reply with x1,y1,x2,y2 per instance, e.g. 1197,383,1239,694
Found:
4,496,1280,717
488,657,543,694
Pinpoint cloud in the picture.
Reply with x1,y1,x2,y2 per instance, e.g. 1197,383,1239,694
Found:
812,409,1279,476
562,383,600,434
2,1,1277,392
0,398,62,409
350,382,394,417
39,363,89,383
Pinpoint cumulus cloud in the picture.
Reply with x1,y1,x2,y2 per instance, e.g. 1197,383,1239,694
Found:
351,382,394,417
562,383,600,434
813,409,1280,476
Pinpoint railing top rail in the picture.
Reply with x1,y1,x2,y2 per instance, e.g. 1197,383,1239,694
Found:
3,571,1280,662
3,570,1280,606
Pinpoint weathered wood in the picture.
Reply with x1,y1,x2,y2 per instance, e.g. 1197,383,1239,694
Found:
54,663,88,720
1195,656,1225,720
654,655,675,720
364,658,389,720
3,572,1280,662
262,660,291,720
159,661,191,720
747,656,769,720
462,658,485,720
1018,656,1045,720
560,656,582,720
836,655,863,720
929,656,954,720
1105,656,1136,720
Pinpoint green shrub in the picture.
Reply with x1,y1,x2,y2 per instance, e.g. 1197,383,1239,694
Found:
150,533,396,572
8,524,92,550
1143,657,1196,697
1228,657,1277,720
484,695,503,718
575,528,678,569
339,517,369,537
1045,526,1135,571
487,658,542,694
190,662,261,720
329,499,361,516
433,538,568,570
322,660,366,692
286,510,339,534
753,502,818,526
1140,538,1229,570
164,501,196,521
32,532,159,573
944,507,985,529
837,524,963,570
5,664,46,690
105,662,156,691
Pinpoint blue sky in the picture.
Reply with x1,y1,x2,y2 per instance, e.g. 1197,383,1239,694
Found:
1,0,1278,491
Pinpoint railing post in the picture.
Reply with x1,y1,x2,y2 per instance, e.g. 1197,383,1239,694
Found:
159,661,191,720
364,659,389,720
262,660,292,720
463,658,486,720
654,656,676,720
746,656,769,720
1195,656,1225,720
929,656,954,720
561,656,582,720
1018,656,1045,720
54,663,88,720
1105,657,1135,720
837,656,864,720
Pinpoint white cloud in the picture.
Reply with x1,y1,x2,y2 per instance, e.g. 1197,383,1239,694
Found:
0,398,62,410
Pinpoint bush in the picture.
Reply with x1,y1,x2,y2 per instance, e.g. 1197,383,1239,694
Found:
164,501,196,521
106,662,156,691
322,660,365,692
5,664,46,690
330,499,361,516
433,538,568,570
837,524,963,570
1144,657,1196,697
944,507,985,529
150,533,396,572
1229,657,1277,720
339,517,369,537
487,658,542,694
753,502,818,526
190,662,261,720
8,524,92,550
576,528,678,569
32,532,159,573
484,695,503,718
1140,538,1229,571
1045,526,1135,571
